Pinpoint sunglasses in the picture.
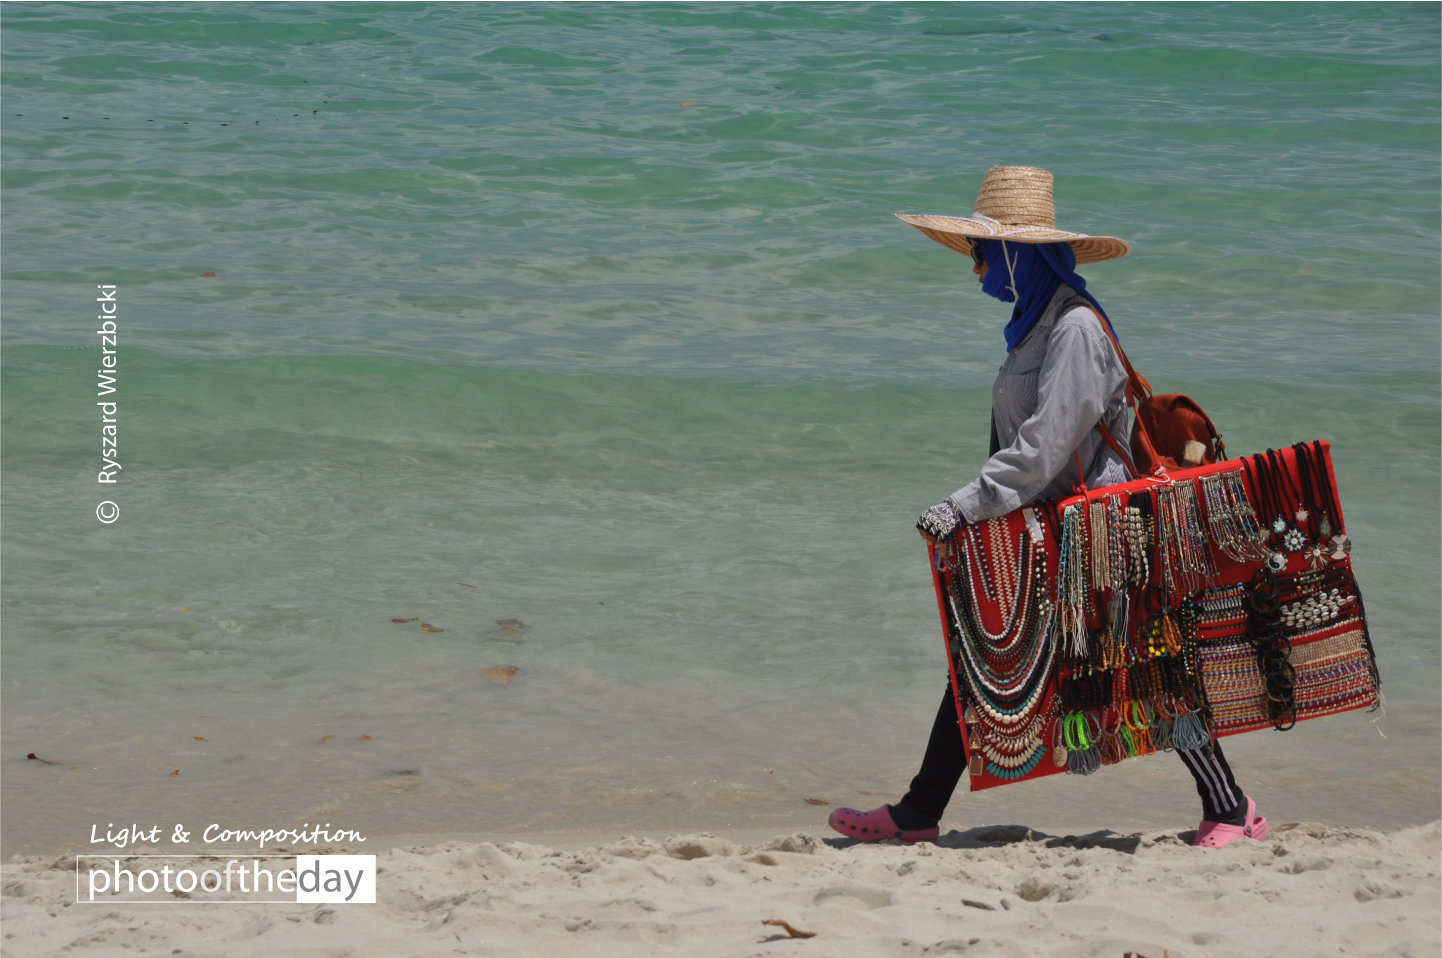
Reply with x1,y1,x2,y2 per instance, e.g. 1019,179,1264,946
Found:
969,243,985,268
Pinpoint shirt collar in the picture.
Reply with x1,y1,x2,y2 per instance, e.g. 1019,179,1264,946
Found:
1017,283,1077,345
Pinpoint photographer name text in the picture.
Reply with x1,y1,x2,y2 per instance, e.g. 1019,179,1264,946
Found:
96,284,120,524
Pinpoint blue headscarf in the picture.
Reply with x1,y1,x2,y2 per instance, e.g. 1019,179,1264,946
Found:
976,239,1118,352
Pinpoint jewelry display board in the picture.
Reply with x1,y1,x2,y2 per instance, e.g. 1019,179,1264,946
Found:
926,441,1380,793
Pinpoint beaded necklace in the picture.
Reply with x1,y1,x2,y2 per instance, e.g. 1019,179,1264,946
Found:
1088,499,1111,592
1122,491,1153,587
1105,495,1128,589
986,517,1018,608
961,526,997,602
1057,504,1089,657
944,533,1058,778
1200,470,1270,562
1103,494,1129,656
946,540,1052,692
949,529,1034,649
1156,481,1215,592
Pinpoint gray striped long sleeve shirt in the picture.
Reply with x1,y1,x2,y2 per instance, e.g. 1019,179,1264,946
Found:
950,283,1132,523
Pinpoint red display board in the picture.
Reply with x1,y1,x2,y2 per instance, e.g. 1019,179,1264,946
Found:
927,441,1380,792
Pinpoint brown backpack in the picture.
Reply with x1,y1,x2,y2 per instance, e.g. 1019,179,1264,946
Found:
1078,305,1226,478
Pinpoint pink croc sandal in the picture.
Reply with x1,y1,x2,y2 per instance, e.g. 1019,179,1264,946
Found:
1193,795,1269,848
828,805,938,845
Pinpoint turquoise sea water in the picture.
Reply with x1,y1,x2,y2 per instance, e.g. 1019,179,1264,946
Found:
3,3,1438,855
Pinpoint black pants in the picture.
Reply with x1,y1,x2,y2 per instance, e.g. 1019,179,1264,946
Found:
896,685,1245,825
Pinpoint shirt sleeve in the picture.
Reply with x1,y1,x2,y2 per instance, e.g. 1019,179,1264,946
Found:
949,314,1117,522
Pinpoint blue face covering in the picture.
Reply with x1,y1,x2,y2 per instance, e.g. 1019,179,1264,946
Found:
976,239,1118,352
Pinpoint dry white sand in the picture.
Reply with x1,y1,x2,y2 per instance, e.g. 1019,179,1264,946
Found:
2,820,1438,958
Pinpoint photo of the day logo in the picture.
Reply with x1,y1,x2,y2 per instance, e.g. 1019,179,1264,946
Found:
296,855,375,904
80,854,377,903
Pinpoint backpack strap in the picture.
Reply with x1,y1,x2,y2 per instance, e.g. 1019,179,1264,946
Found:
1072,449,1089,496
1070,301,1153,406
1066,301,1155,481
1096,419,1138,480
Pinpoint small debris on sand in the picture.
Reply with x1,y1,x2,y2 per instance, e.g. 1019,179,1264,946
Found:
762,919,816,939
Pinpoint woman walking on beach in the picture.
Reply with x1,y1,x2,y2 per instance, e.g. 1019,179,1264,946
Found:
829,166,1266,849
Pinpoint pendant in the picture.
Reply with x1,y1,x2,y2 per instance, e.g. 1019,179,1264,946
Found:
1319,513,1333,536
1282,527,1307,553
1265,551,1288,573
1272,516,1288,534
1295,508,1310,523
1329,534,1352,561
1052,746,1068,768
969,753,984,777
1304,544,1327,570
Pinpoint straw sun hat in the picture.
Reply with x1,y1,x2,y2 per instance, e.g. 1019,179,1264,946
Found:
896,165,1130,265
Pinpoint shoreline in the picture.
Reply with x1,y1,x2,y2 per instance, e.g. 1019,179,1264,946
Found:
5,820,1437,958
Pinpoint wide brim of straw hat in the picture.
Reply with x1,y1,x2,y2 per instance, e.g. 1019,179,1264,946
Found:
895,212,1131,265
